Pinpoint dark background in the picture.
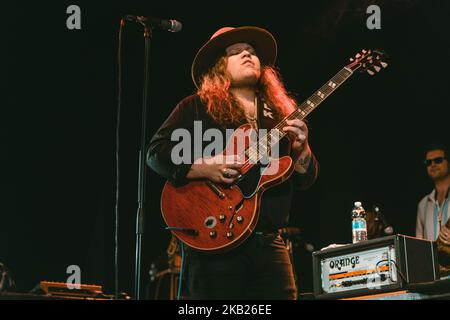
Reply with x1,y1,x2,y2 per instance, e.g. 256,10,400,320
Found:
2,0,449,297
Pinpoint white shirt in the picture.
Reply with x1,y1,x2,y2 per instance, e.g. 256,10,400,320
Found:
416,189,450,241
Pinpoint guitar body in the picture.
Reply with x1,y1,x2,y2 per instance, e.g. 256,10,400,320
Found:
161,124,294,253
437,218,450,276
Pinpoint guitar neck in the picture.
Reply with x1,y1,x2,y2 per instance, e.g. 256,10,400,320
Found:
246,66,355,162
287,66,354,122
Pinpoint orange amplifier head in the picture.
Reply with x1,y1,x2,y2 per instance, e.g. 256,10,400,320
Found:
312,234,439,299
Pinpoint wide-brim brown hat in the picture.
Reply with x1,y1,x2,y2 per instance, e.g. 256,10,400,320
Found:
191,26,277,88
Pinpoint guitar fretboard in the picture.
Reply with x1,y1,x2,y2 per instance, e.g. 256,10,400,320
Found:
245,67,354,163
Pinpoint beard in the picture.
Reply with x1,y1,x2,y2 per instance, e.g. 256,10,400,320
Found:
429,169,450,182
231,71,260,87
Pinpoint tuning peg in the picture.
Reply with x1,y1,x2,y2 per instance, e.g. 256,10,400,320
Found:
380,61,388,68
355,53,361,58
374,65,381,72
349,57,354,62
362,49,367,54
367,69,375,76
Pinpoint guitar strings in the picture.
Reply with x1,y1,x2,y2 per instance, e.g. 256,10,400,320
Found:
238,53,385,172
238,66,355,173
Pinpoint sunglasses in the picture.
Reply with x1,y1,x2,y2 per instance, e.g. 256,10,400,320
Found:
424,156,446,166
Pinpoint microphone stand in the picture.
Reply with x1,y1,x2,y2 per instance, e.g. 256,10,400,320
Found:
134,26,152,300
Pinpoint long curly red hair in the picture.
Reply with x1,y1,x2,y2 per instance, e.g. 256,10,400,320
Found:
197,56,298,128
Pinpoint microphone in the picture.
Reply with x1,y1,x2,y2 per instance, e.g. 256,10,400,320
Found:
373,205,394,235
125,15,182,32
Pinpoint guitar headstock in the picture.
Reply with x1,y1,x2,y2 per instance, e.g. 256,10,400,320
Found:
347,49,388,75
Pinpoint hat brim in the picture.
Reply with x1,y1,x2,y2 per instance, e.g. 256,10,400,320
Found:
191,26,277,88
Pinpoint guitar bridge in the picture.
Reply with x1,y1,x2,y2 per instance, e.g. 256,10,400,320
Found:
206,180,225,199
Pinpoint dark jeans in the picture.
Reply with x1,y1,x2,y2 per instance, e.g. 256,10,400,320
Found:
185,232,297,300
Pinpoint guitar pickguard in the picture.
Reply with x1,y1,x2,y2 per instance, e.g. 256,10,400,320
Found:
235,161,268,198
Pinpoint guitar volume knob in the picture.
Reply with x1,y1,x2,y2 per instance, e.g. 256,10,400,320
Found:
226,232,233,239
209,231,217,238
236,216,244,223
219,214,226,222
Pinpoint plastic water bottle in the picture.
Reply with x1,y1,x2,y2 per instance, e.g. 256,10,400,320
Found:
352,201,367,243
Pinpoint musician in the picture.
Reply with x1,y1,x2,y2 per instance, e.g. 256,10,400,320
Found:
416,142,450,245
147,26,319,299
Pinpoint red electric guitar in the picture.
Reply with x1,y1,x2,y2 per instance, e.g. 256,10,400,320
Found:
161,50,388,253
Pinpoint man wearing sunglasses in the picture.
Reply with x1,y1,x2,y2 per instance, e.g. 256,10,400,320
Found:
416,143,450,246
